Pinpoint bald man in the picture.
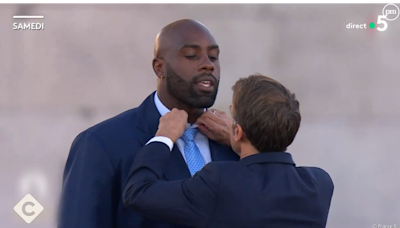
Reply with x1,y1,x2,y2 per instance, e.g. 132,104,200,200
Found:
58,19,239,228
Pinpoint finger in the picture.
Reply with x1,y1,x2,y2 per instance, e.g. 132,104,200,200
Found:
195,116,206,125
201,111,220,121
197,124,210,132
200,112,227,125
179,110,188,118
197,124,216,139
196,115,220,128
196,115,217,126
208,109,229,118
209,109,227,117
209,109,217,115
209,109,223,115
198,117,222,132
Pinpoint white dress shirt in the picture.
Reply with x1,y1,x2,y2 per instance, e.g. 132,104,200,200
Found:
146,92,212,164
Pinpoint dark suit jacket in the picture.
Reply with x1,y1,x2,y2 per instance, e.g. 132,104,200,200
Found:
57,92,239,228
124,142,334,228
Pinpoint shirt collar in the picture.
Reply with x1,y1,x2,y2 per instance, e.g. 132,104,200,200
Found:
154,91,205,129
240,152,296,166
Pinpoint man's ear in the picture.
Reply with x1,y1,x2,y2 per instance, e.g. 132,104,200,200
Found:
235,123,244,142
152,58,164,79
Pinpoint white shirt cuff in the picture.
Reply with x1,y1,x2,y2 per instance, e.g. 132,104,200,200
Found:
146,136,173,151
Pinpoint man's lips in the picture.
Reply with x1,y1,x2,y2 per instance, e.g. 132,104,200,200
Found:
197,81,213,88
195,76,216,88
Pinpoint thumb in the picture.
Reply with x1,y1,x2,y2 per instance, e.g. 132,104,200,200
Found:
197,124,214,138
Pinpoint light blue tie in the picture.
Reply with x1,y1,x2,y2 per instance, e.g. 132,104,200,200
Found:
181,128,205,176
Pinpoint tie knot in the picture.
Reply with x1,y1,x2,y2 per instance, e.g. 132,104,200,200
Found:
181,128,198,142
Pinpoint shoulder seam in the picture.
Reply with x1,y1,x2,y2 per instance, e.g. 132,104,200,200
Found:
86,130,117,173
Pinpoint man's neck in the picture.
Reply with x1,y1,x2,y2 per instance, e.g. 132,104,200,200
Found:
239,144,260,159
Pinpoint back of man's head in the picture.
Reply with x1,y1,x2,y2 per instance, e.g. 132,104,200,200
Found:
231,74,301,152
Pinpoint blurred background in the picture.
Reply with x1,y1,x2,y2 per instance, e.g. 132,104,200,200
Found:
1,3,399,228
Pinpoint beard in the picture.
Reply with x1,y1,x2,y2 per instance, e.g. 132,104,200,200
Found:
165,63,219,108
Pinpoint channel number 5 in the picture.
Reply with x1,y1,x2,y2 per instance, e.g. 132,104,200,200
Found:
377,15,388,31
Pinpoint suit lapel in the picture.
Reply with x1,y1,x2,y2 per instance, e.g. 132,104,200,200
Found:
164,145,191,180
209,139,240,162
136,92,161,137
136,92,191,181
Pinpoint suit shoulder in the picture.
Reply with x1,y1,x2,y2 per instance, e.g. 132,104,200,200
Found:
202,161,236,172
203,161,222,171
297,166,334,188
209,160,239,167
198,162,238,184
203,161,242,175
69,107,137,145
74,107,139,140
69,107,142,153
89,108,139,133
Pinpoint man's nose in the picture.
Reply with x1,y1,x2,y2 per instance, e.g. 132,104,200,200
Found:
198,56,214,72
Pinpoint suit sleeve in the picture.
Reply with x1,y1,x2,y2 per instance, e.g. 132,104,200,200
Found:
58,131,116,228
123,142,220,228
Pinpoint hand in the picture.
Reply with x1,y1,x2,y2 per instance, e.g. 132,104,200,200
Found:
196,109,231,146
156,108,188,143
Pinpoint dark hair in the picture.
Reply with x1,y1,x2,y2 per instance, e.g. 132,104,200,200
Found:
231,74,301,152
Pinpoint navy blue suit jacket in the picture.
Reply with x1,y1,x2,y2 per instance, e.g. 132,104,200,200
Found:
124,142,334,228
57,92,239,228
